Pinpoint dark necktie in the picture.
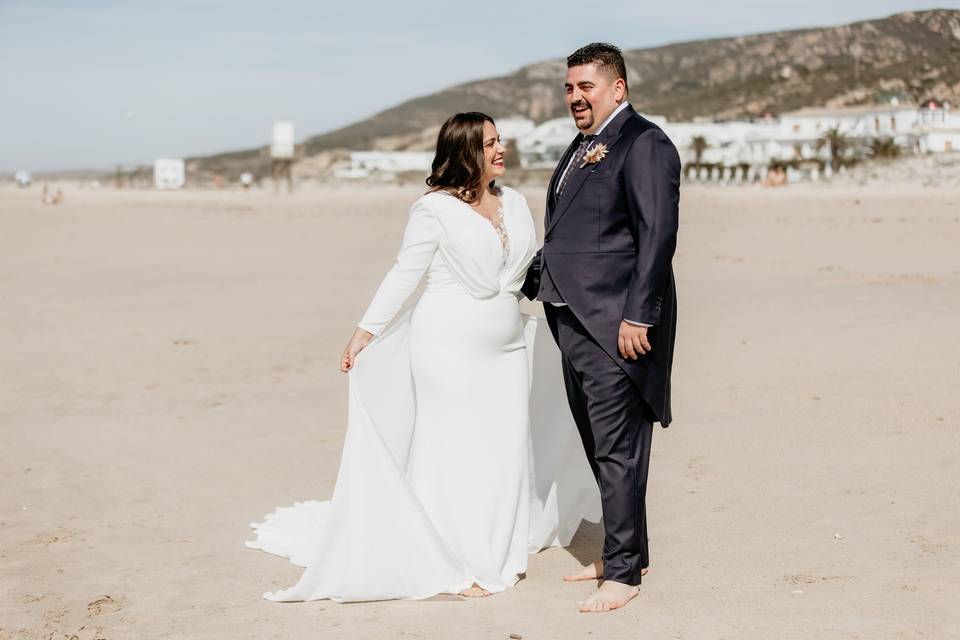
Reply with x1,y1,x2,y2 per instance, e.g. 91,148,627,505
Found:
556,135,597,197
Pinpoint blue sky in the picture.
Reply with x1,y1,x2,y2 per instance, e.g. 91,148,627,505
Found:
0,0,955,171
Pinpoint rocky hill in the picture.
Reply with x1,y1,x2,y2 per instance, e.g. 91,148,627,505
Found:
192,9,960,175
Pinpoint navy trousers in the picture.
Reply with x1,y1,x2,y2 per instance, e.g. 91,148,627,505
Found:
549,305,655,586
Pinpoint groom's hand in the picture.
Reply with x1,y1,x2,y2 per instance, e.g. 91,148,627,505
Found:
618,321,652,359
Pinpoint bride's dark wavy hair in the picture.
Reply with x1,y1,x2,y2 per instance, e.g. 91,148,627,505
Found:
425,112,496,204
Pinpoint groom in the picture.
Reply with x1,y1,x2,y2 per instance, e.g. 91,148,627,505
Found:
522,42,680,613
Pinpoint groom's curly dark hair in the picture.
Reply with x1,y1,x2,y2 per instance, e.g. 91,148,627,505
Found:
567,42,629,95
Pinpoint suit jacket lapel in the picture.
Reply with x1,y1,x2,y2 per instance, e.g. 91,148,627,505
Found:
547,134,583,220
546,105,635,237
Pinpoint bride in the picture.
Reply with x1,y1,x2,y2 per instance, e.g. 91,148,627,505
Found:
246,112,600,602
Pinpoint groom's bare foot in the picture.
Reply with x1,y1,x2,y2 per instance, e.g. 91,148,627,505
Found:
578,580,639,613
458,583,492,598
563,560,648,582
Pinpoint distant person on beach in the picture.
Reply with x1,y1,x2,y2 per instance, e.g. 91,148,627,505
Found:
764,165,787,187
40,183,63,204
247,113,600,603
42,184,64,205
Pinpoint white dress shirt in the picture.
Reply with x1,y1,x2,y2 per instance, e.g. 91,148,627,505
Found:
548,102,651,328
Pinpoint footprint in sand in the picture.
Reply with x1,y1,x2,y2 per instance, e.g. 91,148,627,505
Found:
87,595,123,616
783,574,845,585
19,592,46,604
24,527,75,546
63,625,109,640
908,534,947,556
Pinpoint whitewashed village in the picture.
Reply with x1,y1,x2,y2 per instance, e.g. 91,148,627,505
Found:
14,98,959,193
329,98,959,186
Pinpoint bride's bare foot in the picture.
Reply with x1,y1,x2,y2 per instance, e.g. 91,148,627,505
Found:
578,580,639,613
563,560,648,582
458,583,492,598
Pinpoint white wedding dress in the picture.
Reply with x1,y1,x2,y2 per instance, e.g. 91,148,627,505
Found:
246,186,600,602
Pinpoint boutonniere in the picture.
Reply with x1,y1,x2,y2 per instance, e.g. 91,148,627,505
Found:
581,142,608,168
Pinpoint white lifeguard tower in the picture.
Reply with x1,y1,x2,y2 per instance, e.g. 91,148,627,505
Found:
271,121,296,193
154,158,185,189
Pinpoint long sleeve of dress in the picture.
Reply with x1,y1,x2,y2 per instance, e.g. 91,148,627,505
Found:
357,200,441,336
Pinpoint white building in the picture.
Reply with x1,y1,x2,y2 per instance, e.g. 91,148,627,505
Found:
662,104,928,170
495,116,536,142
916,119,960,153
779,105,917,141
658,120,780,166
335,151,434,179
915,100,960,153
515,118,578,168
153,158,185,189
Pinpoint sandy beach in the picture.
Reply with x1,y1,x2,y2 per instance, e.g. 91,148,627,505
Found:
1,183,958,639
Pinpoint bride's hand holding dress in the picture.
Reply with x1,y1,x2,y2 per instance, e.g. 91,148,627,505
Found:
340,327,373,372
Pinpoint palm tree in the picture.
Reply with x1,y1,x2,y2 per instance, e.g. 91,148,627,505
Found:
690,135,708,168
869,137,901,160
819,127,849,171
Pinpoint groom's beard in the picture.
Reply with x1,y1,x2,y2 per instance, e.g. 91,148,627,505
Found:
570,99,594,130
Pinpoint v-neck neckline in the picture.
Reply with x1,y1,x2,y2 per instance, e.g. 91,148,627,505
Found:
444,188,511,266
441,189,507,229
463,190,503,225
